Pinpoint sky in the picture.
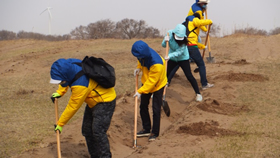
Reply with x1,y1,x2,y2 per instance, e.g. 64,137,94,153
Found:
1,0,280,36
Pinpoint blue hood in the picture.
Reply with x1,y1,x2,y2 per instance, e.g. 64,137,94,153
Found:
50,58,82,87
131,40,152,59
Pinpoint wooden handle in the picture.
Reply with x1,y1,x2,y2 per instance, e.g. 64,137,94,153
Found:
205,9,211,52
163,33,169,95
133,75,138,148
54,98,62,158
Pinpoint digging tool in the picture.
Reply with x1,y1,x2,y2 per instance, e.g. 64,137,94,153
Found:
54,98,62,158
162,33,171,117
133,74,139,148
205,10,215,63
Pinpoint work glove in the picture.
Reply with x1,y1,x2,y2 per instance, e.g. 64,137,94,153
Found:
164,56,170,60
133,92,141,100
54,124,63,134
164,35,170,42
134,68,141,76
50,92,61,103
204,46,208,51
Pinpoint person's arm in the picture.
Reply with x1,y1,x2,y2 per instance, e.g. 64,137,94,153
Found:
193,18,212,29
138,64,164,94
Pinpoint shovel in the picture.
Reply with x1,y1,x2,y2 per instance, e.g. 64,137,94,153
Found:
204,9,214,63
54,98,62,158
133,74,139,148
162,33,171,117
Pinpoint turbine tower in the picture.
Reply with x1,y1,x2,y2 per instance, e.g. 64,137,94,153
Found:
40,7,52,35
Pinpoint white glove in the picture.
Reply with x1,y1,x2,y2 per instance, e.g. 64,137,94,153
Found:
164,56,170,60
134,68,141,76
164,36,169,42
204,46,208,50
133,92,141,99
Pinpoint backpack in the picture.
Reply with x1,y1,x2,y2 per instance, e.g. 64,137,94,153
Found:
69,56,116,88
182,19,198,38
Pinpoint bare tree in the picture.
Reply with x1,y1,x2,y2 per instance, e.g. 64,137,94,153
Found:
86,19,116,39
70,25,88,39
116,18,147,39
141,27,161,38
0,30,16,40
269,27,280,35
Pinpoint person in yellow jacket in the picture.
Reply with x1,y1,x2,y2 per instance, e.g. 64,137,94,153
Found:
50,58,116,158
187,0,210,33
131,40,167,141
184,13,214,90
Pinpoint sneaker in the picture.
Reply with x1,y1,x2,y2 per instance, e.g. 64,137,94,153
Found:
202,83,214,90
196,94,203,102
148,133,158,141
137,129,150,137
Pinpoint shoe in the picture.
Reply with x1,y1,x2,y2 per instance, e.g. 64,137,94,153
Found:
196,94,203,102
148,133,158,141
202,83,214,90
137,129,150,137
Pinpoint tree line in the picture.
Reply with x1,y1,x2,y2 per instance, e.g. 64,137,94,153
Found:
1,18,279,41
0,18,161,41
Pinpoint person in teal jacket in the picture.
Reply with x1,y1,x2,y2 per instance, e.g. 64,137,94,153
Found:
132,40,167,141
50,58,116,158
162,24,202,102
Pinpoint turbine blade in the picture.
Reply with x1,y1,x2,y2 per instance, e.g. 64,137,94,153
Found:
40,8,47,15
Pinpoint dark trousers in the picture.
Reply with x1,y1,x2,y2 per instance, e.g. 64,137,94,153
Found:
188,46,208,86
140,87,164,136
82,100,116,158
167,60,200,94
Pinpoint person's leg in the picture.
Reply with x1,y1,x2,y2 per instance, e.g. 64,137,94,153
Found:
82,100,116,158
178,60,200,94
167,65,179,84
151,87,164,137
139,93,152,132
188,46,208,86
167,60,179,81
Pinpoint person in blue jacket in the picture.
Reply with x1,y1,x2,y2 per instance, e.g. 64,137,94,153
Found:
162,24,202,102
50,58,116,158
132,40,167,141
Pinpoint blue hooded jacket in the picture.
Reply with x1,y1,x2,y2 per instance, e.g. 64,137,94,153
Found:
131,40,167,93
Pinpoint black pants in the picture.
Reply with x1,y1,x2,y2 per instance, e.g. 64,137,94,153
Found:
167,60,200,94
82,99,116,158
140,86,164,136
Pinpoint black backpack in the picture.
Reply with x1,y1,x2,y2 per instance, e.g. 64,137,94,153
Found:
182,19,198,38
69,56,116,88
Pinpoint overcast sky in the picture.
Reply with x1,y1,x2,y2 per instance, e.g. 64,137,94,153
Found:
1,0,279,36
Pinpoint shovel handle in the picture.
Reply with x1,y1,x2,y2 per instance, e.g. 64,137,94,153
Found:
205,9,211,52
163,32,169,95
54,98,62,158
133,75,138,148
202,24,211,59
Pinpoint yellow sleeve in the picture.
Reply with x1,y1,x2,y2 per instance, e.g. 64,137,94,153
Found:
56,85,68,96
57,86,90,126
138,64,164,94
197,43,206,49
193,18,212,28
136,60,142,69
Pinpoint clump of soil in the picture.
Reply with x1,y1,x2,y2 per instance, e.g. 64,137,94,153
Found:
233,59,249,65
177,120,244,137
197,98,249,115
214,72,269,82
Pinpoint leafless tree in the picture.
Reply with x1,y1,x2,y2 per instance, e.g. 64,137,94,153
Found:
86,19,116,39
269,27,280,35
70,25,88,39
141,27,162,38
0,30,16,40
116,18,147,39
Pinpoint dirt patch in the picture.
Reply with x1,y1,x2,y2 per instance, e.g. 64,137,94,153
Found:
197,98,249,115
177,120,244,137
214,72,268,82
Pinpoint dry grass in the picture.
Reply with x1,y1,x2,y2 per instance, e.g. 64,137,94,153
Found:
1,38,280,157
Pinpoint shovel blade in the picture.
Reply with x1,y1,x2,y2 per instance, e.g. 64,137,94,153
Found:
162,100,170,117
206,57,215,63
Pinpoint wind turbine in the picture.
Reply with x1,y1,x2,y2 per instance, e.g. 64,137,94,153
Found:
40,7,52,35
